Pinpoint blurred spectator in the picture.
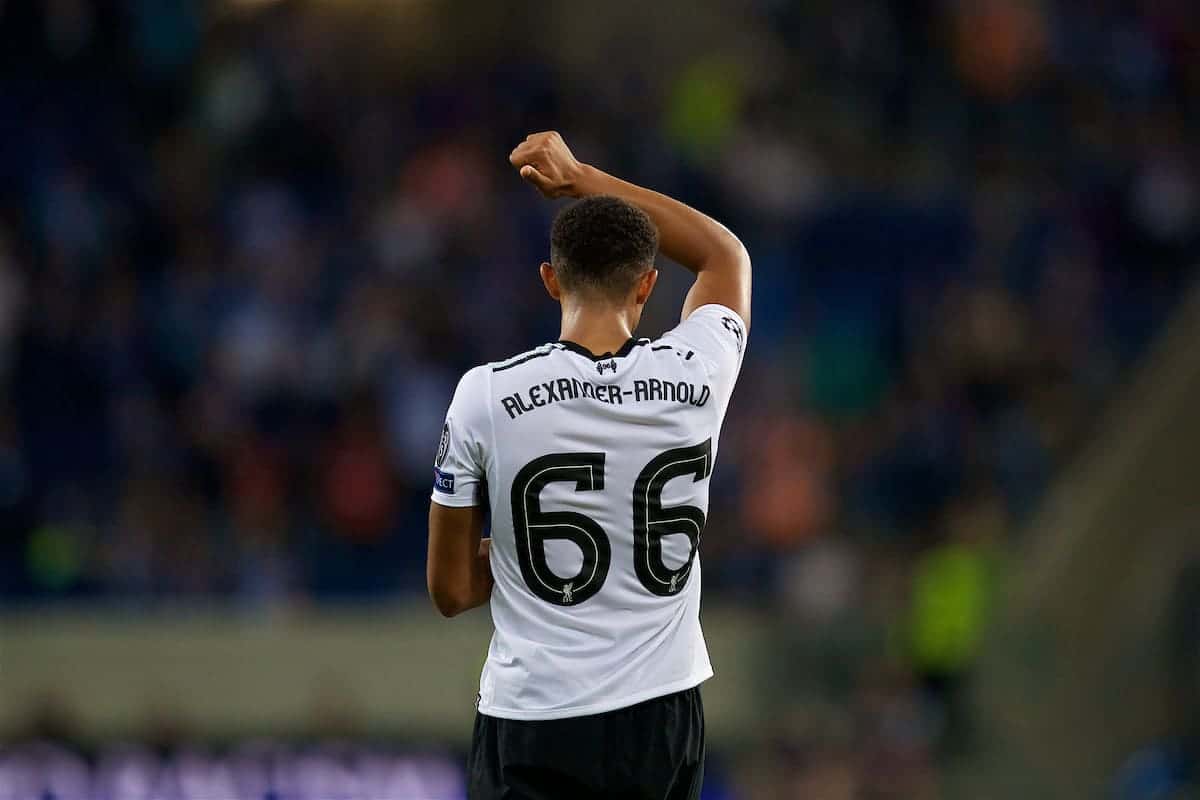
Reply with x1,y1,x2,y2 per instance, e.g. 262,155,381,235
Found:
320,396,398,545
1116,557,1200,797
906,490,1004,756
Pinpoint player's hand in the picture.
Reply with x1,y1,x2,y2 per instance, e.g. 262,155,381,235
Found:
509,131,587,199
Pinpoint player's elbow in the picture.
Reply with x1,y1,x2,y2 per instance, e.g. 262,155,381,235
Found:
715,225,750,270
730,234,751,267
428,579,468,618
430,590,464,618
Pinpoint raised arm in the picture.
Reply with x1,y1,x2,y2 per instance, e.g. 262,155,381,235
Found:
510,131,751,327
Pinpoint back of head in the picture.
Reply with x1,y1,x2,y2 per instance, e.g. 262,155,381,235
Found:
550,196,659,302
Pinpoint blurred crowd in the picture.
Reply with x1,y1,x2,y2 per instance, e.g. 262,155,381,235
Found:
1,739,740,800
1,0,1198,795
0,742,470,800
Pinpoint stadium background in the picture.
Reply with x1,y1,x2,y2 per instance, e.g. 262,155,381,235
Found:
1,0,1198,797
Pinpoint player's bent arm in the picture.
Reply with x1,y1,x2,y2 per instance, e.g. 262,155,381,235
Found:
573,165,751,327
427,503,492,618
510,132,751,327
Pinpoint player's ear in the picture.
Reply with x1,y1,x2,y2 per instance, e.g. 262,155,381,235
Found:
539,262,562,301
634,268,658,306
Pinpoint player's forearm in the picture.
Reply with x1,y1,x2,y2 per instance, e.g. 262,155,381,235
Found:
573,164,749,279
461,546,494,611
428,525,493,617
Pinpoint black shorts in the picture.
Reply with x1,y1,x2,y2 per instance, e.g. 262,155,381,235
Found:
468,686,705,800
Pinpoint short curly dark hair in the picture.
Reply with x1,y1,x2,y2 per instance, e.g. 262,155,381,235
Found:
550,195,659,300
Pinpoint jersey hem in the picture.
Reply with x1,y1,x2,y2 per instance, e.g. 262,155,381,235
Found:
475,668,714,721
429,492,482,508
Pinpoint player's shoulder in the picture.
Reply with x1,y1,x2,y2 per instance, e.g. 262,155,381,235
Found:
656,304,747,363
488,342,565,374
456,362,491,387
642,337,704,366
447,364,492,419
668,303,747,342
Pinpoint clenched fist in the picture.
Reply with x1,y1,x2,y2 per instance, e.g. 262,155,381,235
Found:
509,131,589,199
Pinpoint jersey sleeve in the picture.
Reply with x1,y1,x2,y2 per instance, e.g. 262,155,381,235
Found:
659,304,748,402
430,365,491,508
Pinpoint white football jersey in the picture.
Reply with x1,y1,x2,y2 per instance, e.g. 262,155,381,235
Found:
431,304,747,720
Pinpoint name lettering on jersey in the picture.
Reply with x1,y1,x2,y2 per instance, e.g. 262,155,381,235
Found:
500,376,711,419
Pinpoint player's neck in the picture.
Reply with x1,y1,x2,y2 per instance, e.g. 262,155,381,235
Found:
558,303,636,356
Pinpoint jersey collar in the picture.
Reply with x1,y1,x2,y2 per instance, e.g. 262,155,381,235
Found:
557,337,645,361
